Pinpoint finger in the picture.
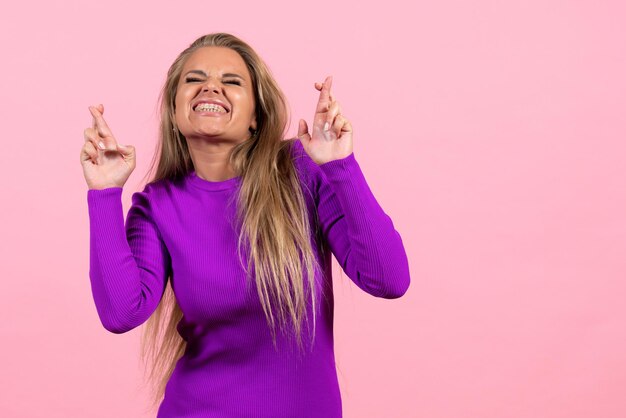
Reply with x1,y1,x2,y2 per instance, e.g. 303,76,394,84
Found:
89,106,119,151
315,76,333,112
81,141,99,165
325,75,333,93
341,116,352,134
88,105,108,150
84,127,106,151
324,101,341,131
331,114,345,138
314,83,334,103
90,104,104,130
89,105,114,139
89,105,110,136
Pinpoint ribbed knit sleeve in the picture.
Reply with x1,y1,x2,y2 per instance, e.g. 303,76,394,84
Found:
316,152,411,298
87,186,172,334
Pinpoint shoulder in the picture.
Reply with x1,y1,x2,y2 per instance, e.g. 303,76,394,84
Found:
129,178,170,215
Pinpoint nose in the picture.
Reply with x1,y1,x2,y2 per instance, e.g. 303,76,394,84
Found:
201,77,221,93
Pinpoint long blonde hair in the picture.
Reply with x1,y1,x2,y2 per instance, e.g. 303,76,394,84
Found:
137,32,328,412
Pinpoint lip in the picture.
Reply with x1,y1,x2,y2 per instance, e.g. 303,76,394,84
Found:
191,98,230,113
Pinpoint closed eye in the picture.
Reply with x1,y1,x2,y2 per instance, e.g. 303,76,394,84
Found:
185,77,241,85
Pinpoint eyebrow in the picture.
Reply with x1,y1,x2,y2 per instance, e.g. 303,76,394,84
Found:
184,70,244,80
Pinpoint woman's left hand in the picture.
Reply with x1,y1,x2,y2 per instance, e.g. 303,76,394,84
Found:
298,75,353,165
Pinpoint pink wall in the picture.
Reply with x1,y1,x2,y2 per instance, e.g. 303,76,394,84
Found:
1,0,625,417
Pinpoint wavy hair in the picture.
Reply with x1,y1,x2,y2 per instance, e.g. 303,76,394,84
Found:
136,33,328,413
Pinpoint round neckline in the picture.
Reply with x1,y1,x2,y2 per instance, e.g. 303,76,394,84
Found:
188,170,241,191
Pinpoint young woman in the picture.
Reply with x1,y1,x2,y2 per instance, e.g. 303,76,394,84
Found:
81,32,410,418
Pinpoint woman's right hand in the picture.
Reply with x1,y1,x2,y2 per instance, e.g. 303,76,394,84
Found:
81,104,136,190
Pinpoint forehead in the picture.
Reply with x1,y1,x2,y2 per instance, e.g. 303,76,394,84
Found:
182,46,249,77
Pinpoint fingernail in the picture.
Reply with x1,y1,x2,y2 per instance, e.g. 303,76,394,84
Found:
324,122,329,132
98,141,105,150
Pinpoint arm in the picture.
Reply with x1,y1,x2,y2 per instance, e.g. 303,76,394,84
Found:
315,152,411,298
87,185,171,333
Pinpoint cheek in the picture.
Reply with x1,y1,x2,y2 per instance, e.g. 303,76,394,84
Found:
240,93,255,114
174,95,184,113
175,88,192,109
174,96,191,122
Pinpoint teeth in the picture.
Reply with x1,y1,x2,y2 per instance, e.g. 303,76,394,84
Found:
195,103,227,112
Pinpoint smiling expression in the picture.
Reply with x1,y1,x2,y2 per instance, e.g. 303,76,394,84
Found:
174,46,257,142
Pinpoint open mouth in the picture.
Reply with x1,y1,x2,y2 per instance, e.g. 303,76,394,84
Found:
193,103,229,113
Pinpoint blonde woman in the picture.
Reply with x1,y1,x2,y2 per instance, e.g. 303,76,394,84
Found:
81,32,410,418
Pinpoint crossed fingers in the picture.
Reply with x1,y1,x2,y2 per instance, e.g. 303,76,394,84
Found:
315,76,343,136
86,104,115,151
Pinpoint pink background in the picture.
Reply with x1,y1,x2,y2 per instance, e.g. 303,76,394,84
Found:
1,0,625,417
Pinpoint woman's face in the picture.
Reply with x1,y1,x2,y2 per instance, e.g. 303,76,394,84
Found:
174,46,257,142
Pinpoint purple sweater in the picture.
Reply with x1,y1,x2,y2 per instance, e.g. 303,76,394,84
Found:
87,139,410,417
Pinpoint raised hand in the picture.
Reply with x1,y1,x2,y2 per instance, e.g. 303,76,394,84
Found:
297,76,353,165
80,104,136,190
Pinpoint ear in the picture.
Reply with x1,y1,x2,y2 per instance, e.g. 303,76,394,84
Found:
250,114,257,131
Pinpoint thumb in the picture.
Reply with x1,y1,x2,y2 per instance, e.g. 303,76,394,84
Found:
298,119,310,140
116,143,134,155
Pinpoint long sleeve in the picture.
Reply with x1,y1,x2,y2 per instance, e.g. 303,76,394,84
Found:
316,152,411,299
87,186,172,334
